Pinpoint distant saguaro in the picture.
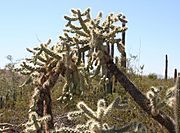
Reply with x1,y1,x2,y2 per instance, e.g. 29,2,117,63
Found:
165,54,168,80
174,68,177,82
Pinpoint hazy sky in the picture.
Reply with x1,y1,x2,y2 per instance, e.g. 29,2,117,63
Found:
0,0,179,77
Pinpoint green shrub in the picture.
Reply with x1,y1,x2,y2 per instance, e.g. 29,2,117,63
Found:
148,73,158,80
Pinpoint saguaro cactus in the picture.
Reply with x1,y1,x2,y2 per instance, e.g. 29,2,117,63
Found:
165,54,168,80
174,68,177,83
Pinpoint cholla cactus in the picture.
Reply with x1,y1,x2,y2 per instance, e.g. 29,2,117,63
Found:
57,57,88,103
165,86,176,107
146,86,176,116
56,8,128,99
146,81,180,123
61,8,128,94
23,111,51,132
17,8,129,132
17,39,67,132
55,97,147,133
145,77,180,132
146,86,164,116
29,87,40,113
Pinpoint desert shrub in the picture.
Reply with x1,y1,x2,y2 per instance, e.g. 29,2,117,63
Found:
148,73,158,80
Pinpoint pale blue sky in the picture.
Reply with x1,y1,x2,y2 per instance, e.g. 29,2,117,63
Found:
0,0,179,77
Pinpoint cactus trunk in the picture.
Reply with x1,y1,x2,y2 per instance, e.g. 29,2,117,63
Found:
35,61,64,132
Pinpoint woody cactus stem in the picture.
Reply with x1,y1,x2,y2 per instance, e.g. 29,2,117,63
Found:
111,44,114,59
174,73,180,133
105,55,175,133
36,61,64,133
106,43,115,94
106,73,113,94
106,41,115,93
121,18,126,68
106,43,113,94
112,57,119,93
